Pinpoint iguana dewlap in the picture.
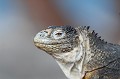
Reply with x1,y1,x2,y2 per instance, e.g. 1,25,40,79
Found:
34,26,120,79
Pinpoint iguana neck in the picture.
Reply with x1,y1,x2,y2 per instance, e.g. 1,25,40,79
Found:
52,46,85,79
51,30,90,79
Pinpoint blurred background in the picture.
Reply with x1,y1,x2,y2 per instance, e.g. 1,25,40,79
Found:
0,0,120,79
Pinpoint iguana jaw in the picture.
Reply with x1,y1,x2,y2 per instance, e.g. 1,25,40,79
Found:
34,41,74,54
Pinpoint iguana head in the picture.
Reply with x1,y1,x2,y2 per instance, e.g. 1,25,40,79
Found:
34,26,80,55
33,26,97,79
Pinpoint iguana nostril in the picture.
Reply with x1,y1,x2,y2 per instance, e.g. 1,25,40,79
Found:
39,30,49,37
43,30,48,33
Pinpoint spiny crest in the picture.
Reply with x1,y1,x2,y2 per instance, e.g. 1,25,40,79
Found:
80,26,90,31
64,25,77,34
92,31,107,43
77,26,90,34
78,26,107,44
90,29,107,44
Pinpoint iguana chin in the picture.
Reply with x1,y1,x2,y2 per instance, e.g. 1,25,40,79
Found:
34,26,120,79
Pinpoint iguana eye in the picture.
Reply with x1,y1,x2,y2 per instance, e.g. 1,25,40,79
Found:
55,33,62,36
53,30,65,39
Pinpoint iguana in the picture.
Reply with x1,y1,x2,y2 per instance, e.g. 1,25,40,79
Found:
34,25,120,79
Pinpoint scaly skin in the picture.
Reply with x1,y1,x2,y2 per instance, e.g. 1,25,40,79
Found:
34,26,120,79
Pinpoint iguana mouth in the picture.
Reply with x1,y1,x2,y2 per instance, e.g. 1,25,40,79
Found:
34,37,73,45
34,41,60,45
34,41,69,45
34,42,63,53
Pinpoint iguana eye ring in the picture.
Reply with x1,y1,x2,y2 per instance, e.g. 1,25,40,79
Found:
52,30,65,39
